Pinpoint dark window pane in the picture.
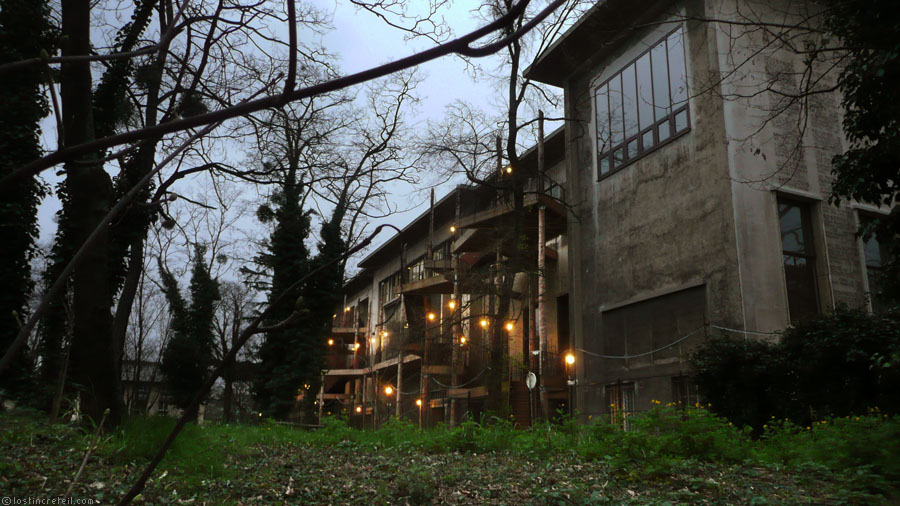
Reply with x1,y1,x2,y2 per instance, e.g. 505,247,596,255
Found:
627,139,638,159
622,63,639,138
595,84,610,154
651,42,670,121
863,232,883,268
667,29,688,107
636,53,654,130
599,156,610,176
658,120,671,142
613,148,625,166
779,200,819,323
609,74,624,145
783,254,818,323
779,202,810,254
675,109,688,132
642,129,654,150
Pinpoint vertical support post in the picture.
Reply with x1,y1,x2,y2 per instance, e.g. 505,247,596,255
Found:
450,191,461,426
428,188,435,261
537,110,549,420
396,351,403,419
317,377,324,424
352,303,359,369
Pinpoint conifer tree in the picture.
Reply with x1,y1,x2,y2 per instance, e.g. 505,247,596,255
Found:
0,0,55,400
253,166,313,418
159,246,220,422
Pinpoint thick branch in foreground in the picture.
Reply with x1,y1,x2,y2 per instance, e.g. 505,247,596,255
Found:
0,0,566,192
116,223,399,506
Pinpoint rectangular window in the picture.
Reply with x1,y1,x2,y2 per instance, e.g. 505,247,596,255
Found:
606,382,635,430
671,375,699,409
595,26,690,179
379,272,401,306
778,199,819,323
860,215,892,313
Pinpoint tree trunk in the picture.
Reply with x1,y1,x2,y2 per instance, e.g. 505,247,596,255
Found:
61,0,123,427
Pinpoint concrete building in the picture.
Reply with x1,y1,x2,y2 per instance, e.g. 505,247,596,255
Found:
525,0,890,421
322,0,890,427
321,130,571,427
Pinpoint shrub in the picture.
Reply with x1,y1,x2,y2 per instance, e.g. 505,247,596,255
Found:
692,307,900,430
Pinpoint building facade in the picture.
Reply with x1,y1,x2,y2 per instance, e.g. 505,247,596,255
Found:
321,131,571,427
324,0,890,427
526,0,890,421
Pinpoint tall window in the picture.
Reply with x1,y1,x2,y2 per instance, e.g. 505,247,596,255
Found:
860,215,892,313
595,27,689,179
606,382,635,430
778,199,819,323
671,375,699,409
379,272,401,306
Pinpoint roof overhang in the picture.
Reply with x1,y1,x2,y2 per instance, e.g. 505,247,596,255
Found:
525,0,671,86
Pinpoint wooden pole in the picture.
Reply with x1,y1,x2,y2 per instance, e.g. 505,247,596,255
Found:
537,110,549,419
450,190,461,426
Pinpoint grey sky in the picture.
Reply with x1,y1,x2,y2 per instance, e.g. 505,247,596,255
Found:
34,0,561,274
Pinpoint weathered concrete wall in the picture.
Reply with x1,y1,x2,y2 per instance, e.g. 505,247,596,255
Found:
564,0,743,417
715,0,873,329
556,0,881,418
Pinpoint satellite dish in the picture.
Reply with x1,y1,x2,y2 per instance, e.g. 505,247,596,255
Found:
525,372,537,390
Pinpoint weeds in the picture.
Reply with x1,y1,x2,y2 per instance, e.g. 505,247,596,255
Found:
1,405,897,504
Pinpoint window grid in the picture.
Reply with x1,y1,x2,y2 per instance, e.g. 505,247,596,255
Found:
595,27,690,180
860,215,892,313
778,199,820,324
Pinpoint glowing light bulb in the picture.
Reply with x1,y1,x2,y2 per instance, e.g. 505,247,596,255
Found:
416,399,423,407
450,225,457,233
427,312,436,321
505,322,514,331
479,318,489,328
328,338,334,346
565,353,575,365
355,406,362,413
459,336,467,345
384,385,394,396
448,300,456,310
505,165,513,174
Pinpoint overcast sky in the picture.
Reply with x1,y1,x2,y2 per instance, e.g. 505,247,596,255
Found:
34,0,564,274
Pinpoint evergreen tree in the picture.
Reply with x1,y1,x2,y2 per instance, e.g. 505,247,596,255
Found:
159,246,220,422
252,166,349,420
827,0,900,302
295,201,348,420
253,166,313,418
0,0,56,400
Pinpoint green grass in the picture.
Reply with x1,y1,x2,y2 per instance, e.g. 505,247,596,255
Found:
1,405,897,504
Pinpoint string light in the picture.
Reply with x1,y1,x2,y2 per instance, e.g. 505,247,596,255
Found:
354,342,360,350
505,322,514,331
382,330,389,338
344,306,351,312
384,385,394,396
450,225,457,233
505,165,513,174
459,336,467,345
479,318,489,328
415,399,422,407
370,337,377,344
427,312,436,321
355,406,362,413
328,338,334,346
565,353,575,365
448,300,456,310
